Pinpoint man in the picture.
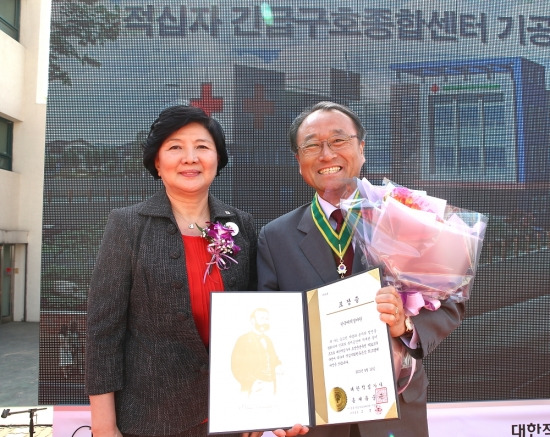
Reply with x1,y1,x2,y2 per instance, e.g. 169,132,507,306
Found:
231,308,282,408
256,101,464,437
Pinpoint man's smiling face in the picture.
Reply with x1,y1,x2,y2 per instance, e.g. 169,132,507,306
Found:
295,109,365,206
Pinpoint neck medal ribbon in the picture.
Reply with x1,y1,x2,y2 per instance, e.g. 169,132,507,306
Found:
311,193,360,277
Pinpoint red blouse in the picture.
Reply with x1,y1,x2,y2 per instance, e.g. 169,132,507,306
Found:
182,235,225,348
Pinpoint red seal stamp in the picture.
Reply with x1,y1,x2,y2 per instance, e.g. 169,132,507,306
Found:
375,387,388,404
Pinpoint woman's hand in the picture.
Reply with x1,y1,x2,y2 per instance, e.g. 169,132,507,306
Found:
90,424,123,437
89,393,122,437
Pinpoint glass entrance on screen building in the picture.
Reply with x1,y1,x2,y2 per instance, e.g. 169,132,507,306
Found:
0,244,15,323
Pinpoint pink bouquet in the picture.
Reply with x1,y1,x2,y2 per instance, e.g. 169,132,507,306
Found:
341,178,488,316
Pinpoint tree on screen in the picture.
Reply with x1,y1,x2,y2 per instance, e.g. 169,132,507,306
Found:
49,0,121,85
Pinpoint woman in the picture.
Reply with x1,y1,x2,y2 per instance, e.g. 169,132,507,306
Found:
85,105,257,437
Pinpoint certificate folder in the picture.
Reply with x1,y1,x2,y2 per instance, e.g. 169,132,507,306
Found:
208,269,399,434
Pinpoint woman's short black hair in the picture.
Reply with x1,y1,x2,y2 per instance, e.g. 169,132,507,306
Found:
143,105,228,179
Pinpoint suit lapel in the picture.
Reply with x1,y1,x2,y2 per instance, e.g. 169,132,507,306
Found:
353,243,368,274
298,205,369,284
208,196,241,291
297,207,341,284
138,188,174,219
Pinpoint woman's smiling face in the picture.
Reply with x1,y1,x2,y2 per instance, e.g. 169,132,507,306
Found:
155,122,219,197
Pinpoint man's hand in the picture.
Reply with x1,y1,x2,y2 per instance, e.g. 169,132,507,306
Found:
375,286,406,338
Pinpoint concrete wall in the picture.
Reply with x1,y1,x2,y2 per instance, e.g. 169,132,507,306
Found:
0,0,50,322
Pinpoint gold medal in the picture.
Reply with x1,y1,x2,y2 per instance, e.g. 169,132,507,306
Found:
337,262,347,277
337,244,347,278
329,387,347,412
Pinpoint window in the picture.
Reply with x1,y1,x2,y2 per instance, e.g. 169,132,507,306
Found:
0,0,20,40
0,117,13,171
428,92,514,180
364,103,391,173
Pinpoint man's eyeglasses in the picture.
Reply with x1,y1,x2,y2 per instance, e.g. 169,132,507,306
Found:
298,134,359,157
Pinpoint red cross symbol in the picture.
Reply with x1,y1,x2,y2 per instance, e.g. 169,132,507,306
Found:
243,84,275,129
190,83,223,116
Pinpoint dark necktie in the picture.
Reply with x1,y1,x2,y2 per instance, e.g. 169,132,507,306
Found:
330,209,354,278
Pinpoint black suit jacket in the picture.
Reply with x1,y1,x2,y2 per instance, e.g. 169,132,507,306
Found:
257,202,464,437
86,188,257,435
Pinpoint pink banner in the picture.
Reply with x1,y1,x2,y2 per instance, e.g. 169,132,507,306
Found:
427,400,550,437
52,405,91,437
52,401,550,437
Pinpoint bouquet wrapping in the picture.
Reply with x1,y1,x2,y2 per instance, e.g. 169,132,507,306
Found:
341,178,488,317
